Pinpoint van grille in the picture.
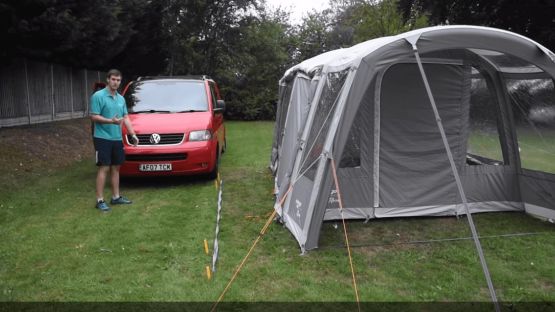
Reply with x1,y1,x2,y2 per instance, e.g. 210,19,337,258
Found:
128,133,184,145
125,153,187,161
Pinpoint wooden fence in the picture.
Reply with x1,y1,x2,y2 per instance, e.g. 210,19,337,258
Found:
0,58,107,127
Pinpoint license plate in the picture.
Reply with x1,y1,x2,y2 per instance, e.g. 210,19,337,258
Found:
139,164,172,172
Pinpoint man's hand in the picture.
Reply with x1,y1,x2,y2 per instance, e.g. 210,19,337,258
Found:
130,134,139,147
112,115,123,125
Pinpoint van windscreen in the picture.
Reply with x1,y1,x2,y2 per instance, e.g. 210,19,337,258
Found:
126,80,208,113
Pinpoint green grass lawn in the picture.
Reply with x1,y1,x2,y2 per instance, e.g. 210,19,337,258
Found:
468,127,555,173
516,127,555,173
1,121,554,305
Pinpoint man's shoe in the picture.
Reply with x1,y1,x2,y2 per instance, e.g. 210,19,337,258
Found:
96,200,111,212
111,196,132,205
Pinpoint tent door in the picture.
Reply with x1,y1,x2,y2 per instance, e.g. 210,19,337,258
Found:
378,62,470,208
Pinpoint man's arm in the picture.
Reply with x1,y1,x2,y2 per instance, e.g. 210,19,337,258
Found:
123,115,138,146
91,114,123,125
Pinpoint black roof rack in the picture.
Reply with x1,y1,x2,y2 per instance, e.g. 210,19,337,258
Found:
137,75,212,81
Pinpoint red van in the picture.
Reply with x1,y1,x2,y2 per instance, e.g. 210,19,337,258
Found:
120,76,225,179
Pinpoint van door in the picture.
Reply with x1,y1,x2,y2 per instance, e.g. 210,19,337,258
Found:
209,82,224,150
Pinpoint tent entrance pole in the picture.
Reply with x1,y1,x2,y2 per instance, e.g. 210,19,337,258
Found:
412,45,500,312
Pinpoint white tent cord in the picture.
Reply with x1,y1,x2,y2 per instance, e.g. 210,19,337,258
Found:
211,180,224,273
413,46,500,312
321,231,549,249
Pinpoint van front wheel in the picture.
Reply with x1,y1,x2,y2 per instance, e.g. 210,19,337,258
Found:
207,146,220,180
221,137,227,154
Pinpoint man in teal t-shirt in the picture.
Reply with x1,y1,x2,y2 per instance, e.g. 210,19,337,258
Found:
90,69,139,212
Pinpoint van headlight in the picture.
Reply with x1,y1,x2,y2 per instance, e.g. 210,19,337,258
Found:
189,130,212,141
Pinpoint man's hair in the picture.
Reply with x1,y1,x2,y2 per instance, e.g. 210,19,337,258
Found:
106,69,122,79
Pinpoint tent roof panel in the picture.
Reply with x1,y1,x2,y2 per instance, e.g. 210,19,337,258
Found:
283,25,555,80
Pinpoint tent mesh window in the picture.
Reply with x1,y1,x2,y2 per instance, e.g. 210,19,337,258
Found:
338,74,376,169
484,52,544,74
339,111,362,168
466,68,506,166
507,78,555,174
300,68,349,181
274,82,294,151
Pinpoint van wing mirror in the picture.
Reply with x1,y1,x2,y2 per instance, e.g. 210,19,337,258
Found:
214,99,225,113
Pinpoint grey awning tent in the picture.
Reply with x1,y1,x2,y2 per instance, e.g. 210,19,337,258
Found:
270,25,555,253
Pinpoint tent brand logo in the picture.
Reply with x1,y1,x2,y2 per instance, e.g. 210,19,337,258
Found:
329,189,339,205
149,133,161,144
295,199,302,218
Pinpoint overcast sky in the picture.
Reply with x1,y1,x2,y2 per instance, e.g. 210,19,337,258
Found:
264,0,330,24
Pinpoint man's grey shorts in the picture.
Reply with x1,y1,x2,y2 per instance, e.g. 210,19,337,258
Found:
93,137,125,166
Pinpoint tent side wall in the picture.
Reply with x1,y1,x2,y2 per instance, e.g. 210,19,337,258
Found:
270,81,294,173
521,170,555,220
275,74,313,205
281,67,354,251
279,72,330,248
415,28,555,220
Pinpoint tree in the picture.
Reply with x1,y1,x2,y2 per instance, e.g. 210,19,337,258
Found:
334,0,427,43
111,1,168,77
1,0,145,68
160,0,259,76
221,8,296,120
293,10,335,62
291,0,427,60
